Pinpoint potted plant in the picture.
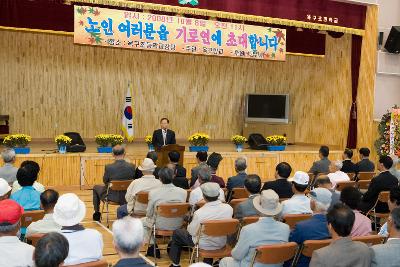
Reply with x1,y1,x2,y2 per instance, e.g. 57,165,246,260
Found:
188,133,210,152
231,135,247,152
2,134,32,154
55,135,72,154
145,135,154,151
266,135,287,151
110,134,124,147
95,134,113,153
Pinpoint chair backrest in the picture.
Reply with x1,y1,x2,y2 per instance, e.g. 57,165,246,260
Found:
62,260,108,267
110,180,132,191
283,214,312,229
27,233,45,247
352,235,384,246
336,181,356,191
357,180,371,190
302,239,333,257
156,203,191,218
358,172,375,180
251,242,298,266
186,189,191,202
201,219,240,237
135,191,149,204
231,188,250,199
196,200,206,209
378,191,390,203
242,216,260,226
21,210,45,228
230,198,247,211
348,173,356,180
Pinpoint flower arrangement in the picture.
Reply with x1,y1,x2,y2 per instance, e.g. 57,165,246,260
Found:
54,135,72,146
375,106,400,156
231,135,247,145
3,134,32,147
266,135,287,146
145,135,153,145
95,134,124,147
110,134,124,146
188,133,210,146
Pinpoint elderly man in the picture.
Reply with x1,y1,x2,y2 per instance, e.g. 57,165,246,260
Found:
142,167,187,258
0,199,35,267
315,176,341,210
309,146,331,174
220,190,290,267
234,174,261,220
190,151,208,188
281,171,312,216
112,217,152,267
327,160,350,189
34,232,69,267
262,162,294,199
0,148,18,185
0,178,11,200
135,151,161,179
310,203,371,267
168,182,233,266
117,158,162,219
92,145,135,221
389,154,400,181
226,157,247,201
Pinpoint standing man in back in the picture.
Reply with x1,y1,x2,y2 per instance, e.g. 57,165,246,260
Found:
152,118,176,149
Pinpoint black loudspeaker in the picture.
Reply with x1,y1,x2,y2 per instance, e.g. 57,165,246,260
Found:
384,26,400,53
248,133,268,150
64,132,86,152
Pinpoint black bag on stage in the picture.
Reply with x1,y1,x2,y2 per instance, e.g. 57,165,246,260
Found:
248,133,269,150
64,132,86,152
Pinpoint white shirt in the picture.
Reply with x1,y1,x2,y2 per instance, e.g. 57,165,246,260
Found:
162,129,167,145
187,200,233,250
0,236,35,267
188,184,225,206
11,180,45,194
26,213,62,237
125,175,162,212
281,194,312,216
62,228,103,266
328,171,350,189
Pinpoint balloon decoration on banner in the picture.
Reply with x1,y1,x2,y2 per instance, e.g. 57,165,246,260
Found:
179,0,199,6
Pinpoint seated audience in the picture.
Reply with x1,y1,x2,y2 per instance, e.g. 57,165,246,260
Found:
220,190,290,267
379,186,400,236
281,171,312,216
27,189,62,237
226,157,247,201
234,174,261,220
190,151,208,188
11,160,45,194
341,148,356,173
92,145,135,221
0,178,11,200
167,163,189,190
327,160,350,189
135,151,160,179
286,188,332,267
0,199,34,267
168,182,233,266
10,163,41,210
371,207,400,267
315,176,340,210
309,203,371,267
355,147,375,172
188,165,225,206
142,167,187,258
309,146,331,174
118,158,161,218
54,193,103,265
168,150,187,178
34,232,69,267
389,154,400,181
360,155,398,213
262,162,294,199
112,217,152,267
340,186,371,237
0,148,18,185
206,152,225,188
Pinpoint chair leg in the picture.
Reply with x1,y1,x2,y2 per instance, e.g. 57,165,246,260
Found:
153,224,157,266
106,201,110,228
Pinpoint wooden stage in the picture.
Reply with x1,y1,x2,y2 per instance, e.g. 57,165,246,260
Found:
0,140,347,188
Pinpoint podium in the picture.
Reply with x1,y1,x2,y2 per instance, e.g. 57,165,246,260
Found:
155,144,185,167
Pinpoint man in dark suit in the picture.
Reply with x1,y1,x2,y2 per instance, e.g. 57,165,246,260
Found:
152,118,176,149
226,157,247,201
234,175,261,220
134,151,160,179
92,145,135,221
360,155,398,213
168,150,186,178
355,147,375,173
167,163,189,189
309,146,331,175
341,148,356,173
262,162,294,199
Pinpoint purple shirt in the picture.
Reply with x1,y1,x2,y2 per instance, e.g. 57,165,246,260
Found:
351,210,372,237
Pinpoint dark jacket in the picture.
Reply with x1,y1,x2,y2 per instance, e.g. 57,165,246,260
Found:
211,174,225,188
341,159,357,173
262,179,294,199
309,158,331,174
355,158,375,173
175,164,187,178
152,129,176,148
173,176,189,189
226,172,247,200
114,258,152,267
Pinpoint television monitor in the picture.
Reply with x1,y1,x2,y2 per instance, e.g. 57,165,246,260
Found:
245,94,289,123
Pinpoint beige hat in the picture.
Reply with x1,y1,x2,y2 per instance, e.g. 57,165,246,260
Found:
288,171,310,185
53,193,86,227
253,189,282,216
201,182,220,198
138,158,156,172
0,178,11,197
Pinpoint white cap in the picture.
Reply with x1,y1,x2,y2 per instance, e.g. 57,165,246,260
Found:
138,158,156,172
53,193,86,227
0,178,11,197
288,171,310,185
201,182,220,198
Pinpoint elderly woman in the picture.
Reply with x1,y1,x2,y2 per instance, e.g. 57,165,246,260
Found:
327,160,350,189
